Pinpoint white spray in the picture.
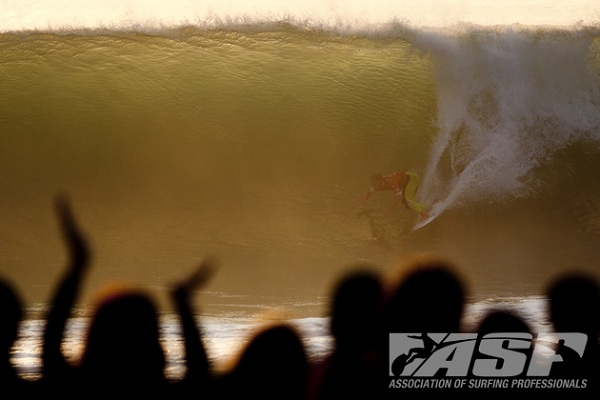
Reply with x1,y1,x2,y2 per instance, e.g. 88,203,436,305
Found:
410,25,600,217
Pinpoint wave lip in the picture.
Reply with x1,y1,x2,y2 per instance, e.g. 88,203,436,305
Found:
2,0,599,34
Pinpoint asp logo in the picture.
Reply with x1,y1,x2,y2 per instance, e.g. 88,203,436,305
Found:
389,332,588,377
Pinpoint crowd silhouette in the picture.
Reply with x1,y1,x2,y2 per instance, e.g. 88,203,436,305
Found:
1,196,599,398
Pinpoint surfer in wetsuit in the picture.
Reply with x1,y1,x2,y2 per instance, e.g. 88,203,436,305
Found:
361,171,429,220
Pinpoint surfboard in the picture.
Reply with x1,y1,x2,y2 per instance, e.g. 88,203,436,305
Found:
412,213,437,231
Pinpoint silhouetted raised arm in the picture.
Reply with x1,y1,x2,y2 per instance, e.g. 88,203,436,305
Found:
42,196,90,382
171,259,217,388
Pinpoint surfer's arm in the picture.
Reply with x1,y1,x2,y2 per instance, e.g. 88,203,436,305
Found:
43,196,91,379
172,259,217,386
383,193,403,217
361,188,376,207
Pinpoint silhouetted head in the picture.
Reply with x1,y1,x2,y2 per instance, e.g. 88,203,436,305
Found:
228,324,308,400
546,273,600,382
384,255,467,333
330,268,383,351
547,273,600,336
0,277,23,353
477,309,532,335
81,284,165,385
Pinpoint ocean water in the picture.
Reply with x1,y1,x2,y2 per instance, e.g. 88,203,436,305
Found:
1,0,600,381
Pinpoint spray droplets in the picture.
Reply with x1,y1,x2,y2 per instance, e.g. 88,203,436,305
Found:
416,26,600,214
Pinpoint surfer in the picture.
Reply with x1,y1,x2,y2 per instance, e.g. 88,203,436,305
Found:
361,171,429,220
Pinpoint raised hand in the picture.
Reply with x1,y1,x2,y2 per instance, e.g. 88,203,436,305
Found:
172,258,218,385
43,195,91,377
55,194,90,272
174,257,217,297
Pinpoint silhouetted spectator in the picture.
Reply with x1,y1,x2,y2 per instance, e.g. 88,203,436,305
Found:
477,309,532,335
472,309,533,396
383,254,467,334
42,196,169,397
309,267,384,400
381,255,467,397
218,323,309,400
546,272,600,396
170,259,217,397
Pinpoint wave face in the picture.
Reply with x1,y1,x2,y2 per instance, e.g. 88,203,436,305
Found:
1,5,600,315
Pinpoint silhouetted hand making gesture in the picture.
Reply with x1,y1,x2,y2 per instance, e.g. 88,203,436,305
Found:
172,258,218,394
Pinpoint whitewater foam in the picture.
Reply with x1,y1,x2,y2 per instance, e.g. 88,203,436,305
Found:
2,0,599,33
